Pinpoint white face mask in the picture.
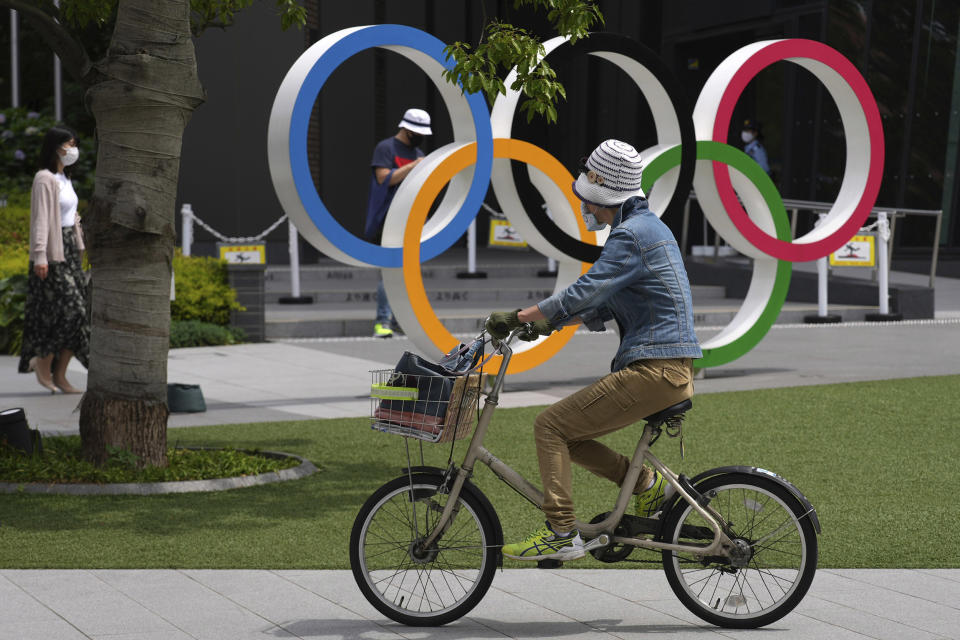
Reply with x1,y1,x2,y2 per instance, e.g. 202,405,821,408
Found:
741,131,755,144
61,146,80,166
581,202,607,231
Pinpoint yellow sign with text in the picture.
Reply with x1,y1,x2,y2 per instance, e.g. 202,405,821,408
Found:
218,244,266,264
829,235,875,267
488,219,527,248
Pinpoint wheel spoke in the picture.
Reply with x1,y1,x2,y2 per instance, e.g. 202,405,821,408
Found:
662,476,816,628
352,478,494,623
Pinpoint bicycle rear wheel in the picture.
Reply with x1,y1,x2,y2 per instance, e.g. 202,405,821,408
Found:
349,472,500,626
660,473,817,628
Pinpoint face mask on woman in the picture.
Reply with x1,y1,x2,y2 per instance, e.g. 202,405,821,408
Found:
741,130,755,144
581,202,607,231
61,146,80,167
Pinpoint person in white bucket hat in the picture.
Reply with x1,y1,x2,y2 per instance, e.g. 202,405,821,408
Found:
365,108,433,338
485,139,702,561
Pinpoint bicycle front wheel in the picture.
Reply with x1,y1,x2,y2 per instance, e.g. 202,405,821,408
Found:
661,473,818,629
349,473,500,626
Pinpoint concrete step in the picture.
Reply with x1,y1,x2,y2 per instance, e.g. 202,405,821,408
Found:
262,277,729,305
264,255,557,289
264,300,880,339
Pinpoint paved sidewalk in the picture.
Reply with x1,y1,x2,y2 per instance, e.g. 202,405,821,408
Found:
2,278,959,640
4,319,959,434
2,569,959,639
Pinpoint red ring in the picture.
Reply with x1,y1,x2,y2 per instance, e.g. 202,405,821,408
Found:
711,39,884,262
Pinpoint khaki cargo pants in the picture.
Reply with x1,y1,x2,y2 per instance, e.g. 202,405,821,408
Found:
534,358,695,532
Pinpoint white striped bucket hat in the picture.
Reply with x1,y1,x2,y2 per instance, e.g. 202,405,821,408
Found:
572,139,644,206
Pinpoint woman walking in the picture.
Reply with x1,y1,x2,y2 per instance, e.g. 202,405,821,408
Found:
18,126,90,393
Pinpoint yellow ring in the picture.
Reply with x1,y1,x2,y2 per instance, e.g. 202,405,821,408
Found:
402,138,595,374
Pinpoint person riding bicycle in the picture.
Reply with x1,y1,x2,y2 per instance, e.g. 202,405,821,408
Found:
486,139,702,561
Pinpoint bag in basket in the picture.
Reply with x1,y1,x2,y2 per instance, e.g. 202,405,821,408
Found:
374,352,455,435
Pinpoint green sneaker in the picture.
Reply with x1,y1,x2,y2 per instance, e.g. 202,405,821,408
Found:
372,323,393,338
635,468,667,518
501,521,584,561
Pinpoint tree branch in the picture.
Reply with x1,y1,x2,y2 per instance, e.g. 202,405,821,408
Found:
0,0,93,84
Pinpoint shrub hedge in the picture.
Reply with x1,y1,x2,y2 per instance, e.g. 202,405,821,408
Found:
170,320,246,348
0,194,30,280
0,274,27,356
0,107,97,200
0,198,245,351
171,251,243,327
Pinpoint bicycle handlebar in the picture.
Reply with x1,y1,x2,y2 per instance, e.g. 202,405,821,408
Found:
479,316,535,353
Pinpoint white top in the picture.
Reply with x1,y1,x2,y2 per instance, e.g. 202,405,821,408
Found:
55,171,78,228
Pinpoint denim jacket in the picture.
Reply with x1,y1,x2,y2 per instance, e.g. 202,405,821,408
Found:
538,196,702,371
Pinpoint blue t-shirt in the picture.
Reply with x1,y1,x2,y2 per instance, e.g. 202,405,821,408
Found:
364,137,424,241
744,139,771,175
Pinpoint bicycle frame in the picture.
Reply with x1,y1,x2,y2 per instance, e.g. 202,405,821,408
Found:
419,330,738,560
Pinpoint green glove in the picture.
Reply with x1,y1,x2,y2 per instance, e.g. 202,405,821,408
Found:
516,318,554,342
485,310,521,340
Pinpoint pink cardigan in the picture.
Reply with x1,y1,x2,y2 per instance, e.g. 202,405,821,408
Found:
29,169,85,266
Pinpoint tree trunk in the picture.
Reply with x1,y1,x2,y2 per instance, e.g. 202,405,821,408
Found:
78,0,204,467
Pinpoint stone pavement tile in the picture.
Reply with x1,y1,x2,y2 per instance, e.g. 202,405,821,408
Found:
719,616,883,640
177,382,281,403
548,569,708,627
797,570,960,639
185,570,398,636
497,390,573,409
267,619,404,640
918,569,960,583
89,632,194,640
559,569,889,638
91,570,295,640
551,568,672,600
275,570,388,618
473,570,711,639
0,572,64,625
0,620,90,640
832,569,960,609
469,591,612,639
268,402,366,419
799,568,865,592
167,406,302,430
3,570,181,637
795,598,947,640
275,570,490,638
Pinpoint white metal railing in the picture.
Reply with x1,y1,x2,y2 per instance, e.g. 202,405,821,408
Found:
680,194,944,290
179,204,303,299
180,196,942,315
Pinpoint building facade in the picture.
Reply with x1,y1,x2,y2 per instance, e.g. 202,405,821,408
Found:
173,0,958,261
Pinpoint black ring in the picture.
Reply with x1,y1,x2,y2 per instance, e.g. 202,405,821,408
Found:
510,32,695,263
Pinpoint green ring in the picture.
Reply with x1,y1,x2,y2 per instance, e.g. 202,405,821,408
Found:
642,141,792,368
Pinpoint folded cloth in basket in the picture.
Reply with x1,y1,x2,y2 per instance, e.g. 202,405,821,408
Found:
376,351,454,432
373,407,444,435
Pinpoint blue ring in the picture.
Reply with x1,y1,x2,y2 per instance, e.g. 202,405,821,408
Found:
289,25,493,268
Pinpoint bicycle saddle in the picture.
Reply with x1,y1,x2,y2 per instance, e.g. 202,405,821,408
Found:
643,399,692,426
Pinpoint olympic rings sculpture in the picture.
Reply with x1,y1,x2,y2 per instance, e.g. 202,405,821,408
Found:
268,25,883,374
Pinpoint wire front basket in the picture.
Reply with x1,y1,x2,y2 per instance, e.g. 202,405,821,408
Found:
370,370,485,443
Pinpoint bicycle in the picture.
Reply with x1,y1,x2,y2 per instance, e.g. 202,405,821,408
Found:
350,327,820,629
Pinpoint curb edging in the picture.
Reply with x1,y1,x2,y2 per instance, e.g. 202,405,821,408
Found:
0,450,318,495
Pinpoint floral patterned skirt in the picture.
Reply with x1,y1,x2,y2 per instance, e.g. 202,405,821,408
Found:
18,227,90,373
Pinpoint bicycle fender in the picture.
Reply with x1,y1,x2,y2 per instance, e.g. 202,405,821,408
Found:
682,466,821,534
401,466,504,546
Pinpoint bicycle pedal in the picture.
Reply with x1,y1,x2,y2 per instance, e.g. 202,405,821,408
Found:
582,534,610,553
537,558,563,569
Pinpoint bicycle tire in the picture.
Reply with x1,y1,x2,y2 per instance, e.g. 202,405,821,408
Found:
660,473,818,628
349,472,500,626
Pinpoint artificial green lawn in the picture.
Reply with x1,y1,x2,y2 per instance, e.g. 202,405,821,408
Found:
1,375,957,570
